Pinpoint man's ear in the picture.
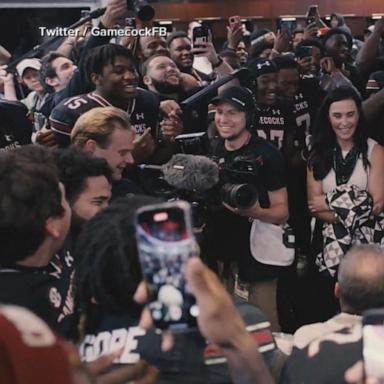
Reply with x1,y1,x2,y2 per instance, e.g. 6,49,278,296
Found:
143,75,152,87
45,216,61,239
90,73,102,86
334,282,341,299
83,139,97,154
45,76,59,88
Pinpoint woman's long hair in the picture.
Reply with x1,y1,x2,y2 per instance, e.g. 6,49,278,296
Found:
308,86,369,180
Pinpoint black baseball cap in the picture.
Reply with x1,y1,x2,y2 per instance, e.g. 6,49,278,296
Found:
210,86,255,112
247,58,278,79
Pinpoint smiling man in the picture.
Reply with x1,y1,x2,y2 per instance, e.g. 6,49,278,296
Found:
204,86,289,331
71,106,143,199
50,44,159,163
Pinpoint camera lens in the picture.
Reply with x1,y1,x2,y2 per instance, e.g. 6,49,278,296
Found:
221,183,258,210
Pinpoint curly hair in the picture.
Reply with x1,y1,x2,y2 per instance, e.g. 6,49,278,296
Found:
84,43,137,85
0,145,64,266
53,146,112,205
308,86,369,180
75,195,162,328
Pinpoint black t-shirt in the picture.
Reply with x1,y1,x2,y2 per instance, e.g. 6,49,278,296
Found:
0,246,76,339
50,88,160,146
0,100,32,151
205,134,286,282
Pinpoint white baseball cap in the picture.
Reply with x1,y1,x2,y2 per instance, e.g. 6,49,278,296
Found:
16,58,41,77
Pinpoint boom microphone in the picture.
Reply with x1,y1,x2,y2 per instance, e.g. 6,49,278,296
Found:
180,68,251,109
139,154,219,192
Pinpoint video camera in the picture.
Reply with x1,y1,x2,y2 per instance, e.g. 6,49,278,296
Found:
139,153,259,229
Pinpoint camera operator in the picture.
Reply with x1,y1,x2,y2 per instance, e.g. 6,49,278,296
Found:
203,86,289,331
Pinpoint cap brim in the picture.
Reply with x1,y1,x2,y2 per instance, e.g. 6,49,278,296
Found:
210,96,246,111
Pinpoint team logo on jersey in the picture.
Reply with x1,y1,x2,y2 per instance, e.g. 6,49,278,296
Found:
135,113,144,120
49,287,62,308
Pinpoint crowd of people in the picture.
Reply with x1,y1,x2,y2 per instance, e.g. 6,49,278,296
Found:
1,0,384,382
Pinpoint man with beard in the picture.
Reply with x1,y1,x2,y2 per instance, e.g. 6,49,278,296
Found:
142,54,211,134
50,44,178,164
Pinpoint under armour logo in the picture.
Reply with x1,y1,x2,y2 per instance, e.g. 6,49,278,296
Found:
256,61,271,70
272,109,281,116
136,113,144,120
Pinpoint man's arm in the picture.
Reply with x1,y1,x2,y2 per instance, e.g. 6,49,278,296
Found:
186,257,275,384
234,187,289,225
363,87,384,123
356,18,384,76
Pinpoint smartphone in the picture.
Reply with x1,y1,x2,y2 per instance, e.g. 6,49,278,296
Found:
363,309,384,380
296,45,313,59
229,15,241,28
277,19,297,38
192,25,210,48
135,201,199,331
306,5,318,25
125,17,136,28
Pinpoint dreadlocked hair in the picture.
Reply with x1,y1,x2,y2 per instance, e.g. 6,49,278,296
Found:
75,195,161,338
84,43,137,84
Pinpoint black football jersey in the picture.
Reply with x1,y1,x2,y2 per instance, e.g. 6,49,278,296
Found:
0,100,32,151
253,101,296,150
297,75,325,136
50,88,160,145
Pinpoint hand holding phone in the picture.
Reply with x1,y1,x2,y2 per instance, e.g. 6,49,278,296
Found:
135,201,199,332
229,15,241,29
306,5,318,26
192,25,211,49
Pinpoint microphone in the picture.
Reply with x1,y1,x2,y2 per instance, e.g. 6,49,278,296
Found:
139,154,219,192
180,68,251,109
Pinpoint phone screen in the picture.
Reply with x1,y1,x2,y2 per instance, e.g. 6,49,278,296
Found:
363,310,384,380
306,5,318,25
136,202,198,331
278,20,297,37
192,25,210,48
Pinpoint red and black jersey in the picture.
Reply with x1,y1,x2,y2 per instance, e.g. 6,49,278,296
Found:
49,88,160,145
